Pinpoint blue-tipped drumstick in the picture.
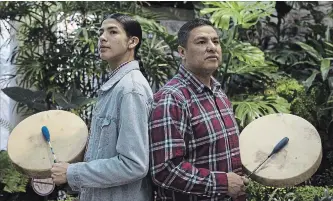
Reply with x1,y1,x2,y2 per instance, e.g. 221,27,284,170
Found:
41,126,57,163
226,137,289,201
247,137,289,178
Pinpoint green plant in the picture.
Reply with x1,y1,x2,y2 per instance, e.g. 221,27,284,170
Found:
246,180,333,201
276,78,305,102
200,1,275,30
313,190,332,201
135,16,179,90
0,118,28,194
1,85,96,117
269,189,297,201
295,40,333,87
297,186,333,201
0,151,29,193
246,181,296,201
232,95,290,128
199,1,289,129
200,1,276,85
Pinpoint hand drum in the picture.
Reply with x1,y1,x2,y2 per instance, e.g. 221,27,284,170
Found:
239,113,322,187
7,110,89,179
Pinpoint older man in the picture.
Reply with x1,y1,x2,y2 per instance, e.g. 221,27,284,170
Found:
149,18,248,201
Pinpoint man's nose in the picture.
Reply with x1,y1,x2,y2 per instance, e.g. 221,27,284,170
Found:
99,33,107,42
206,41,217,52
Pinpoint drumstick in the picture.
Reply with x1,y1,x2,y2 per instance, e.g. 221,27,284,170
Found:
247,137,289,178
41,126,58,163
226,137,289,201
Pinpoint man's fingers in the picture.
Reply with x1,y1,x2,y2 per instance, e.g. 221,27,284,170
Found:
238,191,246,196
52,161,65,166
51,166,58,173
52,163,60,168
241,185,247,192
242,176,250,185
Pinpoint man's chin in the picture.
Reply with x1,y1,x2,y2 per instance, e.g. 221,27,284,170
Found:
100,54,112,61
204,65,219,73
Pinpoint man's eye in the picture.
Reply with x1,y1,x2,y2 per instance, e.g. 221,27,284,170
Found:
198,41,205,44
213,41,219,44
110,31,117,34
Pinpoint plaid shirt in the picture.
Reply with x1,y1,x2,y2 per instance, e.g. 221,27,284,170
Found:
149,65,244,201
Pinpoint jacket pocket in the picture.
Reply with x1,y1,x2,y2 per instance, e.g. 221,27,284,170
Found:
96,116,118,151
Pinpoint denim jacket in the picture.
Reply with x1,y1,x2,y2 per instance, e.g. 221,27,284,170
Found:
67,60,153,201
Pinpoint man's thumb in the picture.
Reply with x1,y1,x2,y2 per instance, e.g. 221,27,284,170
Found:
242,176,250,185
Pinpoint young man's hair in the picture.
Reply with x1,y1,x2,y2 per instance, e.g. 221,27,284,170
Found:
104,13,142,59
177,18,214,48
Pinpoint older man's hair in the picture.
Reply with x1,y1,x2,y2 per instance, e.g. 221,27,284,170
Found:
177,18,215,48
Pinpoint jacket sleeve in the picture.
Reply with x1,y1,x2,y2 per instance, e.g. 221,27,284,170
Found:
67,92,150,190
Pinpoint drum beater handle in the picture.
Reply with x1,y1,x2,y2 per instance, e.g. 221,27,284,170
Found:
41,126,58,163
246,137,289,178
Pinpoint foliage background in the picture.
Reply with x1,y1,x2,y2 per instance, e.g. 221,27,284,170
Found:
0,1,332,201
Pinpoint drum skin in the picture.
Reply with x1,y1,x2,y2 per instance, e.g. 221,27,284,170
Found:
240,113,322,187
7,110,89,179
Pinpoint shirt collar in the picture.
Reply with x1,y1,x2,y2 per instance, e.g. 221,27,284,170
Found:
100,60,139,92
178,64,221,94
106,60,132,79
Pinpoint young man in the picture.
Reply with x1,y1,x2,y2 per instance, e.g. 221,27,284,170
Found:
149,18,248,201
51,13,153,201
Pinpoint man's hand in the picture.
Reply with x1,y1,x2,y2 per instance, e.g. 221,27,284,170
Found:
226,172,246,199
242,176,249,185
51,162,69,185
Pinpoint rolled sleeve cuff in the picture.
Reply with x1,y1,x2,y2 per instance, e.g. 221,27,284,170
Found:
67,163,82,192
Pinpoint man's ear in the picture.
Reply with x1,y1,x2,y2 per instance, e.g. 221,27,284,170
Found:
128,36,139,49
178,45,186,59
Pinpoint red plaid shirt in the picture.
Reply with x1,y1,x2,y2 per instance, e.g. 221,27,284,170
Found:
149,65,244,201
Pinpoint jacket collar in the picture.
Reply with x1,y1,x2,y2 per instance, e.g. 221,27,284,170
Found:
100,60,140,92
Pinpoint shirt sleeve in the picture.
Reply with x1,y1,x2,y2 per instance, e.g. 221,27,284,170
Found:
67,92,150,190
149,93,229,198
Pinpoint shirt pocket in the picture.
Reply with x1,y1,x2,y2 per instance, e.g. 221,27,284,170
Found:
96,116,118,151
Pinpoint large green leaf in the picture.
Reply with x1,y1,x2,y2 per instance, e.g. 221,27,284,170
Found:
201,1,275,30
266,48,305,66
228,41,265,66
53,93,76,109
228,60,278,74
296,41,323,61
232,95,290,128
320,58,331,81
71,96,96,108
54,86,96,110
1,87,48,111
302,70,319,90
2,87,36,103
